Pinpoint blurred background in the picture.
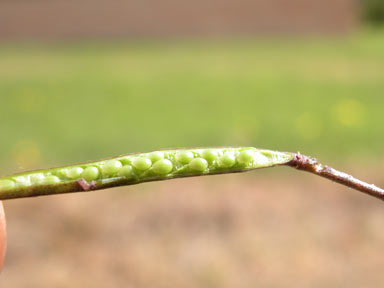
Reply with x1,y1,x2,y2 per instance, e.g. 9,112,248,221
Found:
0,0,383,287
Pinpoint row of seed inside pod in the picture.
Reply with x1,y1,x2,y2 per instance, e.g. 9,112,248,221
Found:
0,148,266,191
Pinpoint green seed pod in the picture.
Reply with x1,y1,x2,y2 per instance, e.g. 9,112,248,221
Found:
133,157,152,171
82,167,99,181
176,151,194,164
102,160,123,176
189,158,208,172
66,167,84,179
0,180,15,191
118,165,134,179
218,153,236,168
149,152,164,163
0,147,295,200
152,159,173,175
202,149,218,163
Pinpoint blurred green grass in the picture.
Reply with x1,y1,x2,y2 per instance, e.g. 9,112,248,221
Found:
0,29,383,173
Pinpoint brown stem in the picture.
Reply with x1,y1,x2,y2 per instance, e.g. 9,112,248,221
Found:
287,153,384,201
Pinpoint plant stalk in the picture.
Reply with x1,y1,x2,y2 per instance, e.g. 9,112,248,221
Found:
0,149,383,202
287,153,384,201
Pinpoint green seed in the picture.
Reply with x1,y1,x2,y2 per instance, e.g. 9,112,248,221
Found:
14,176,30,186
202,149,218,163
149,151,164,163
260,151,274,158
44,175,60,185
133,157,152,171
176,151,194,164
102,160,123,176
66,167,84,179
189,158,208,172
237,150,254,165
152,159,173,175
118,165,134,179
0,180,16,191
82,167,99,181
30,173,45,184
120,157,131,165
218,153,236,168
56,169,68,178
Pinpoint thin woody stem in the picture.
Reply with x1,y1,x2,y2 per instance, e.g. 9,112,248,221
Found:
287,153,384,201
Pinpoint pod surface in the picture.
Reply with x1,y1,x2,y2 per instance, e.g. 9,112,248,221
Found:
0,147,293,200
